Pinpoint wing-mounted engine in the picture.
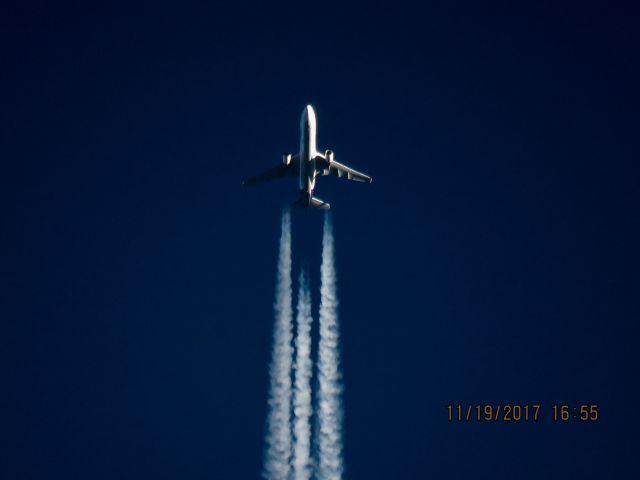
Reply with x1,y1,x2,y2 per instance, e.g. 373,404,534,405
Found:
325,149,335,163
283,153,293,165
315,149,335,176
317,149,345,177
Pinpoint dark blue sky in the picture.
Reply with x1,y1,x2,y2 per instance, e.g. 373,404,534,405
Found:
3,1,639,479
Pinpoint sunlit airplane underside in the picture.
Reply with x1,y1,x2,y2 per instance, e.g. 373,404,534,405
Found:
242,105,372,209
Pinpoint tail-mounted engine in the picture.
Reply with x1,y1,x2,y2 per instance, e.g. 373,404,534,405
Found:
283,153,292,165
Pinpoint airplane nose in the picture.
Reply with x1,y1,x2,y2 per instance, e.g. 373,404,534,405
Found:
301,105,316,127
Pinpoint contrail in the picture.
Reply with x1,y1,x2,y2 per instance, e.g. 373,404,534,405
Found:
292,270,313,480
315,213,343,480
264,210,294,480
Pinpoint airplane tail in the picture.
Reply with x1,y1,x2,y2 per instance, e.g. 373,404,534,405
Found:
290,192,331,210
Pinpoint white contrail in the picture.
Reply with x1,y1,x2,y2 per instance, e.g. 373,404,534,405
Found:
292,270,313,480
264,210,294,480
315,213,343,480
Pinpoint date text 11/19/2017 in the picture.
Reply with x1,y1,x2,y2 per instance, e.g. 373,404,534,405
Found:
446,404,599,422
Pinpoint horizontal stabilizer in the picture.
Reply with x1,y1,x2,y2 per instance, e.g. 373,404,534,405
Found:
309,196,331,210
290,194,331,210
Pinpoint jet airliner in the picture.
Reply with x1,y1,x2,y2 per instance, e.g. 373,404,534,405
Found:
242,105,372,209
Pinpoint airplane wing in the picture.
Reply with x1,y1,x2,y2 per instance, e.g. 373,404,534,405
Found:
315,155,372,183
242,162,297,186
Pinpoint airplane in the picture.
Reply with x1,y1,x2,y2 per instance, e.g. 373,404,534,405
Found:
242,105,372,209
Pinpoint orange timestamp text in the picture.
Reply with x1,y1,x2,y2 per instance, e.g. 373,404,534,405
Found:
446,404,599,422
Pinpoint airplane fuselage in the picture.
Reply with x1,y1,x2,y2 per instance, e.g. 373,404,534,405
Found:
299,105,318,196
